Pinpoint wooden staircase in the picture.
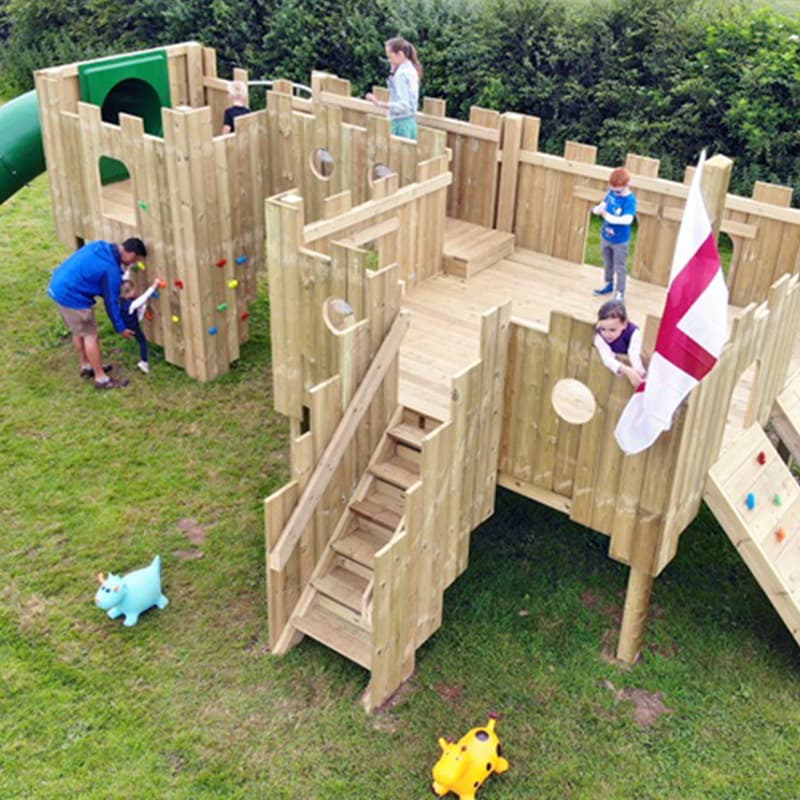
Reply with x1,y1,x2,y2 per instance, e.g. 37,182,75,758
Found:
286,410,439,670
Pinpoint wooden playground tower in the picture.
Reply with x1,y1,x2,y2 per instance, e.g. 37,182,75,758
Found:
36,44,800,711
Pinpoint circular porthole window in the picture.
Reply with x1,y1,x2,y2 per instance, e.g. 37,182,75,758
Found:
371,163,394,183
311,148,335,179
551,378,596,425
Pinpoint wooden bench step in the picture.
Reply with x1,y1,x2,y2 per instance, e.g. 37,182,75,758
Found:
369,453,420,490
443,218,516,278
293,598,372,670
349,497,402,530
333,519,392,568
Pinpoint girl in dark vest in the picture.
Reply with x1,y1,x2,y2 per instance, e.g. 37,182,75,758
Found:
594,299,646,389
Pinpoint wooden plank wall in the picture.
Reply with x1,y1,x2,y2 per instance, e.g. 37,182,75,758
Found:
313,72,502,227
498,274,800,576
725,183,800,306
266,162,451,419
511,143,800,304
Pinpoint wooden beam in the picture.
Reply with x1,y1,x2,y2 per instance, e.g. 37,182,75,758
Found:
269,311,410,571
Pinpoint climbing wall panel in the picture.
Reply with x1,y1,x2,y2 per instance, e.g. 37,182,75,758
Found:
704,424,800,646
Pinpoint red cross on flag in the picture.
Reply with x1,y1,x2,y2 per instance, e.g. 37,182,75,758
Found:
615,152,729,455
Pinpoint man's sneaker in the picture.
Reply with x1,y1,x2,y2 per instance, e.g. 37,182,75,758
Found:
593,282,614,296
80,364,113,379
615,291,625,302
137,361,150,374
95,377,129,390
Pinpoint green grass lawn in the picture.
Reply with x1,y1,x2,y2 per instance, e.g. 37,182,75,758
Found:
2,176,799,799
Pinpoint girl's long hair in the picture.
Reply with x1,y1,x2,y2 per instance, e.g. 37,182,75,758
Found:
385,37,423,79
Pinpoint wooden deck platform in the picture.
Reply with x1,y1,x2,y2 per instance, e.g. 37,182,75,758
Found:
443,217,515,278
399,246,749,426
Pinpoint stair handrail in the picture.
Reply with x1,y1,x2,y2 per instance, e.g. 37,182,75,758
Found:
269,310,411,572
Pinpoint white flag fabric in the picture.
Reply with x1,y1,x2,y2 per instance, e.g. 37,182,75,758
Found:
615,153,728,455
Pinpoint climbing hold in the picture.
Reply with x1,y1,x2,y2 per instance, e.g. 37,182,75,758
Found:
774,494,783,506
152,290,160,299
136,261,147,271
208,326,218,335
217,303,228,311
776,528,787,543
138,200,148,210
174,279,184,289
171,315,180,324
228,279,239,289
240,311,250,321
144,309,154,322
157,279,167,289
236,255,248,265
745,492,756,510
757,451,766,465
216,258,227,268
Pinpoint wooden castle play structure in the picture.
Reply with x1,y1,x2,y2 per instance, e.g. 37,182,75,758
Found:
34,44,800,711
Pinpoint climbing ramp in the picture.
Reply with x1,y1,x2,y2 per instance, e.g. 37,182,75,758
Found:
704,424,800,646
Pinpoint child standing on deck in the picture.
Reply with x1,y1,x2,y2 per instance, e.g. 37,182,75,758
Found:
593,167,637,300
366,37,422,140
594,299,647,389
222,80,252,134
120,277,161,374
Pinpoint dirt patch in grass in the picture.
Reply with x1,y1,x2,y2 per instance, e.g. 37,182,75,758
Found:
602,679,674,728
174,549,204,561
177,517,208,545
434,682,464,705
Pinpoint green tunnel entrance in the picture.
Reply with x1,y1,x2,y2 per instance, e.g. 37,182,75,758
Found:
78,50,171,185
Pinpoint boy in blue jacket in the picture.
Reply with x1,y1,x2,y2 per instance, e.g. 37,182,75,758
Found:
593,167,637,301
48,238,147,389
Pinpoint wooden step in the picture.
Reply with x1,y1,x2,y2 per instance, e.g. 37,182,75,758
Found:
388,421,429,450
293,598,372,670
313,558,371,612
443,218,515,278
333,519,392,568
369,453,420,490
349,497,402,530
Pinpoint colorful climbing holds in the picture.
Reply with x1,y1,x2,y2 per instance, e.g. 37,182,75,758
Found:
240,311,250,321
208,326,218,335
138,200,148,210
216,258,227,267
171,315,180,324
776,528,787,543
144,309,154,321
217,303,228,311
757,451,766,465
152,290,160,299
157,279,167,288
136,261,147,271
774,494,783,506
174,279,184,289
236,255,248,265
745,492,756,510
228,279,239,289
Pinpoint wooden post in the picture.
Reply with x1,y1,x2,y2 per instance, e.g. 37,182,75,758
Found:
700,154,733,242
616,565,654,663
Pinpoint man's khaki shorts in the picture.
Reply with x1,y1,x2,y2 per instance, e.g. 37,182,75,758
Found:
57,304,98,337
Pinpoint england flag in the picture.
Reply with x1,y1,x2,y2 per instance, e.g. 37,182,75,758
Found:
615,152,729,455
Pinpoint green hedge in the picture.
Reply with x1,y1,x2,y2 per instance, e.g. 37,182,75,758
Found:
2,0,799,200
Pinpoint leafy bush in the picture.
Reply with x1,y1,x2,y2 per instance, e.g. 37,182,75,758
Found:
2,0,800,201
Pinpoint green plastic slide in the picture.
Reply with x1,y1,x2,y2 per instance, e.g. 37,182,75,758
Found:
0,90,46,204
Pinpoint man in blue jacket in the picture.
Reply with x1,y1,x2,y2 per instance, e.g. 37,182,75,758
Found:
48,238,147,389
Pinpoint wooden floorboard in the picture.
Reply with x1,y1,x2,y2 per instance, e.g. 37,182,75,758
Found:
399,245,747,426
